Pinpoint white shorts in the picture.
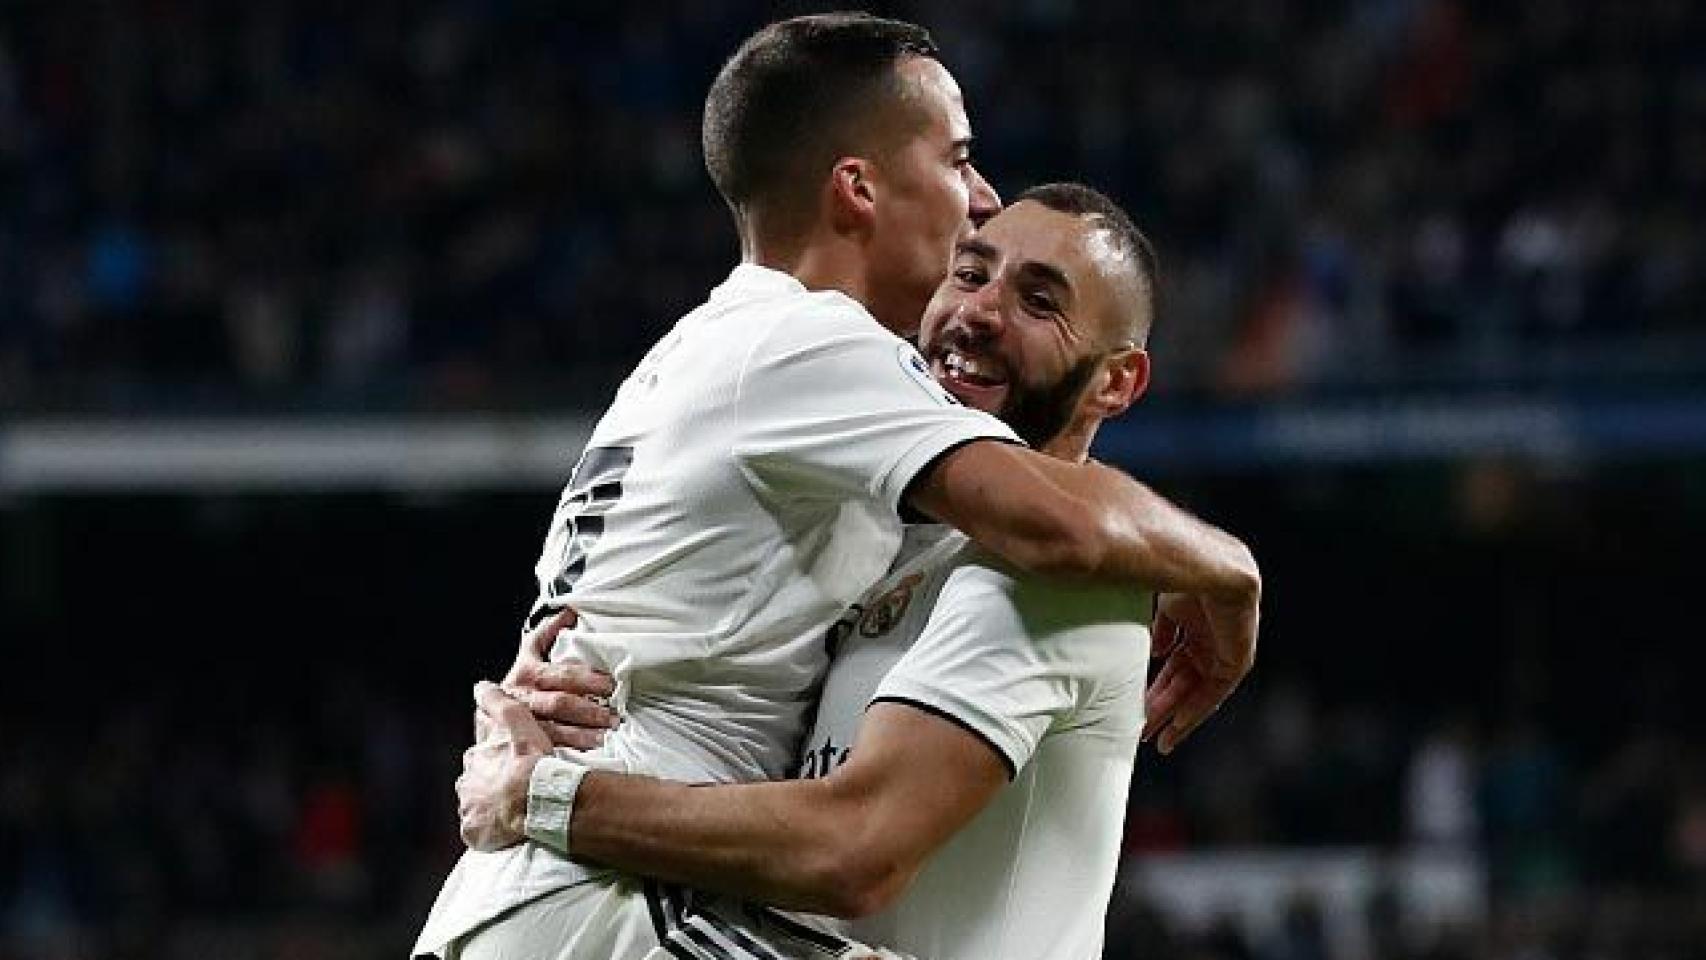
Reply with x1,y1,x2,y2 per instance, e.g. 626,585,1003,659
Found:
441,876,911,960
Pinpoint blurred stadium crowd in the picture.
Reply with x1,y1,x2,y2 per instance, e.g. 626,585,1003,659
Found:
3,2,1706,959
5,659,1703,958
4,462,1702,960
2,0,1705,410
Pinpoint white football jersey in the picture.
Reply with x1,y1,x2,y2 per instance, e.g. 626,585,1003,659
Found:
414,264,1017,955
795,541,1154,960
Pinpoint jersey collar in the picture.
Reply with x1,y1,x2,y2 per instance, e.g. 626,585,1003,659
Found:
712,263,808,301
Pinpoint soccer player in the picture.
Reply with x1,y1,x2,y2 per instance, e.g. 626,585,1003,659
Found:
460,184,1214,960
414,14,1259,960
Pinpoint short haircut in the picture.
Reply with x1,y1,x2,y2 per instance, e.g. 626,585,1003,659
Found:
1015,182,1159,347
702,13,939,231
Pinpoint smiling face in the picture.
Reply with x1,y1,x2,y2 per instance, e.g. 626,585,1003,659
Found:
919,198,1151,452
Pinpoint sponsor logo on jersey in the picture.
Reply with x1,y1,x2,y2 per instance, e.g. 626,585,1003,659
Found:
897,342,962,406
797,735,853,779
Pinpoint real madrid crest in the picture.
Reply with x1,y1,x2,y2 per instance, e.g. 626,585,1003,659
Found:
858,572,923,638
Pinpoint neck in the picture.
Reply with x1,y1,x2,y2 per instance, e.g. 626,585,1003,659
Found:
1039,416,1099,464
743,225,911,335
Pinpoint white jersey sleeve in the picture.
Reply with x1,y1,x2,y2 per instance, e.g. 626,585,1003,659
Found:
871,552,1153,777
733,295,1021,511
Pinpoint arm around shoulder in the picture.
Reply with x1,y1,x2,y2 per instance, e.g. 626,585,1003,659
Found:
908,440,1261,600
908,439,1109,578
566,702,1009,918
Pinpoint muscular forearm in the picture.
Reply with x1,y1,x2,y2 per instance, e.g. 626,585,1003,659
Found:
568,770,884,917
1057,458,1259,599
918,444,1259,599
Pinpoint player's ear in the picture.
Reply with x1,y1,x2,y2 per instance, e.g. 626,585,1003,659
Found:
827,157,878,233
1088,346,1149,419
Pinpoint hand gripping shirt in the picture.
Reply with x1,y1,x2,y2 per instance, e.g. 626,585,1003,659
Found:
414,264,1017,955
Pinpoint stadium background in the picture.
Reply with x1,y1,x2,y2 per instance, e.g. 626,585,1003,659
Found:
2,2,1703,958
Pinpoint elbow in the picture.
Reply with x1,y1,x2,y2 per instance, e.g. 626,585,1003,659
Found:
812,851,914,919
787,773,927,917
1241,554,1264,599
840,853,916,919
792,831,916,919
1219,541,1263,602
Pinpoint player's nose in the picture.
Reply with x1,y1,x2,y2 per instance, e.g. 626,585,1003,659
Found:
966,163,1001,227
959,280,1006,336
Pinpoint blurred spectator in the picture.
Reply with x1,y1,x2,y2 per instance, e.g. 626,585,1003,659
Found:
1479,718,1573,900
1264,895,1330,960
3,0,1706,412
1405,715,1481,852
0,572,1698,958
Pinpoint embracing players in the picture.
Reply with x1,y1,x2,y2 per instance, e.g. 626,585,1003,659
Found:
463,183,1212,960
415,14,1259,960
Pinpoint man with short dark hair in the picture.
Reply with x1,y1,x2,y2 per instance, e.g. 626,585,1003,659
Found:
414,12,1259,959
687,13,995,347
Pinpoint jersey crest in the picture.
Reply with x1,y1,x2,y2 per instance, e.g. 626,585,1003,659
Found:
858,572,924,638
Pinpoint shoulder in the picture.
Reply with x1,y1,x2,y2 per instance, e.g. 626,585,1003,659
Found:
741,287,887,342
924,553,1154,699
730,288,898,377
941,551,1154,629
736,292,970,417
874,552,1152,773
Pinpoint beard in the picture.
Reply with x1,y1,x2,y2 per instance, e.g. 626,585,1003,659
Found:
1001,354,1100,449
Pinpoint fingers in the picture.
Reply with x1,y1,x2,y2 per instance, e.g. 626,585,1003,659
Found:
543,721,610,751
508,612,615,699
526,606,580,656
1150,614,1181,660
457,740,515,851
474,681,555,752
474,680,530,727
458,741,505,795
1141,656,1192,743
1142,585,1260,755
1154,678,1234,755
512,687,621,731
515,658,617,698
1143,652,1241,754
456,706,540,852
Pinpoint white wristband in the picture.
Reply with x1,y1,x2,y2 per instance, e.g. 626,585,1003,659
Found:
524,755,590,855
